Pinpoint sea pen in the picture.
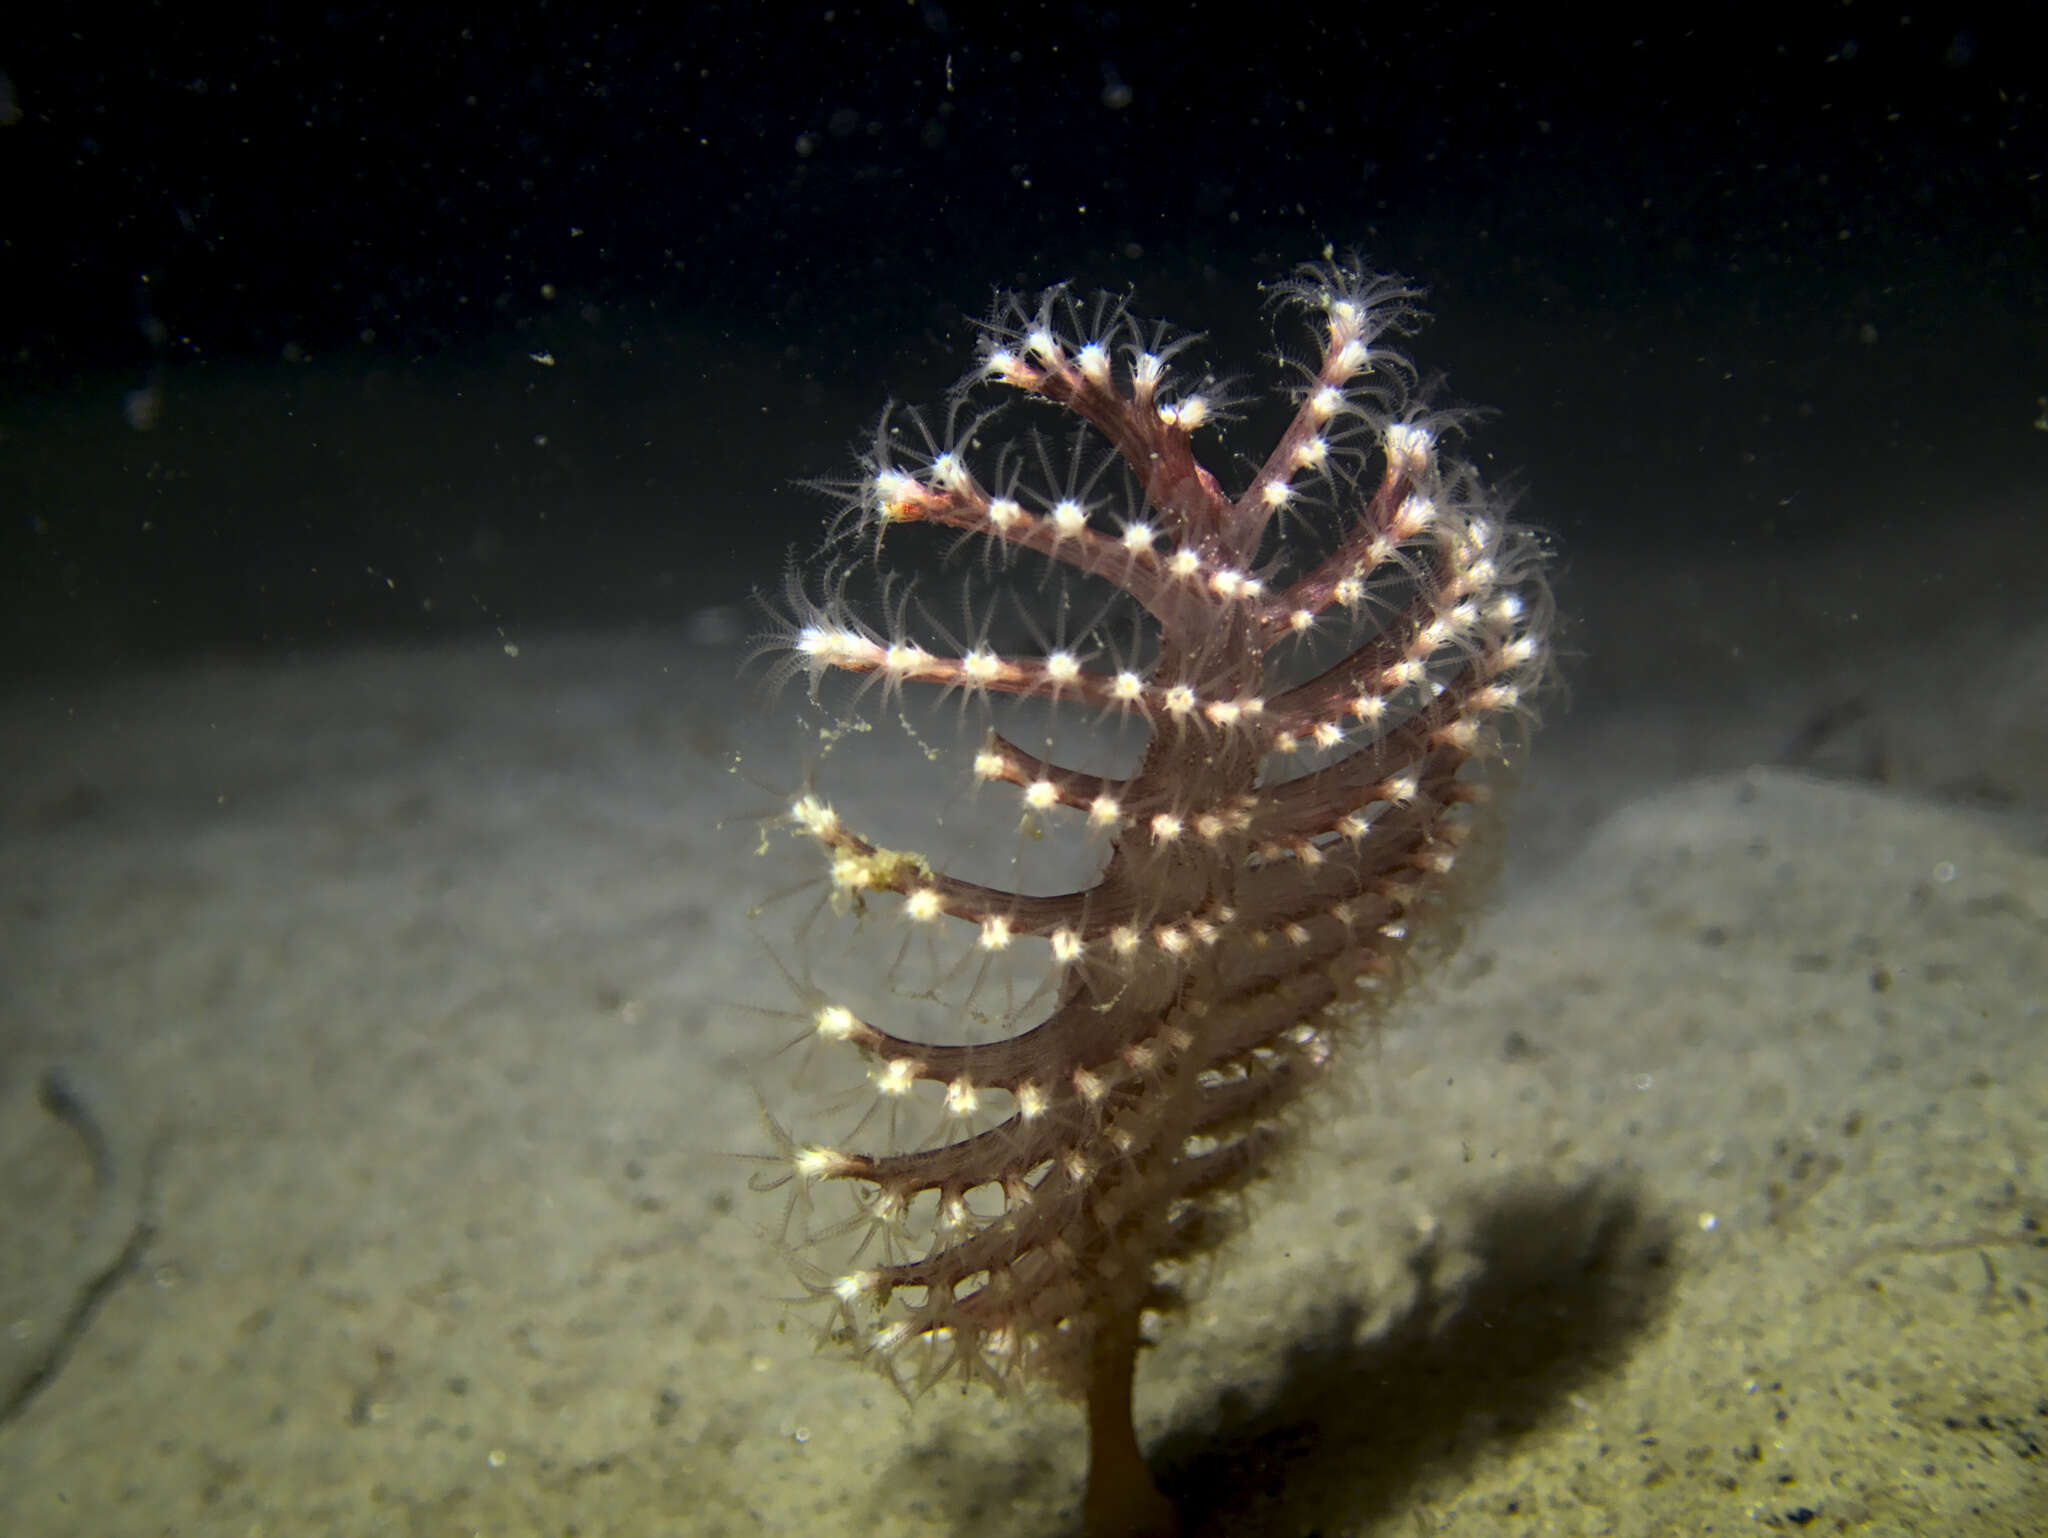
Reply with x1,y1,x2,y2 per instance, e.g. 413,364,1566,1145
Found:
752,259,1552,1535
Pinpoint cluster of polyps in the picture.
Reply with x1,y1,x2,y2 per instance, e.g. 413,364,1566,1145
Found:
763,262,1550,1401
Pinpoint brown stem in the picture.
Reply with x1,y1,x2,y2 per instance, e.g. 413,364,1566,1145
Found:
1082,1307,1179,1538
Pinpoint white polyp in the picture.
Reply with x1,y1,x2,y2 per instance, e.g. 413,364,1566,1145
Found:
1168,547,1202,578
1121,521,1157,551
1111,671,1145,701
1293,435,1328,467
1023,779,1059,810
816,1004,860,1040
1050,928,1083,963
945,1079,980,1117
1044,650,1082,683
1393,496,1437,537
794,1145,850,1180
1261,480,1292,508
1164,684,1197,717
987,497,1024,530
979,915,1014,950
1026,327,1060,361
1385,423,1435,468
796,625,876,665
1309,385,1344,419
963,649,1003,683
1051,499,1087,537
1088,794,1123,827
876,1058,920,1097
1150,812,1184,842
790,794,839,836
904,887,944,921
1076,342,1111,381
873,470,921,512
973,748,1008,780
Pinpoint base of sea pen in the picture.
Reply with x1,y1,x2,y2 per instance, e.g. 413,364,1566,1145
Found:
1082,1309,1180,1538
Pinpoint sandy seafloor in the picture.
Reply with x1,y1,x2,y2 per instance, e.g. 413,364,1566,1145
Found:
2,507,2044,1538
